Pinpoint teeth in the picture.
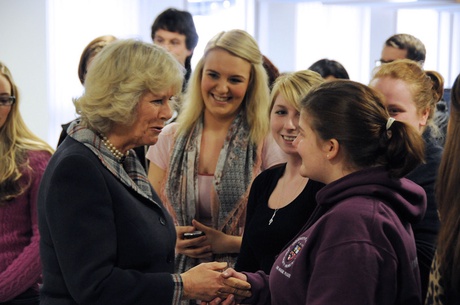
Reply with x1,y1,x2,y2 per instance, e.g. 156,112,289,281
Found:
213,95,229,101
283,135,297,141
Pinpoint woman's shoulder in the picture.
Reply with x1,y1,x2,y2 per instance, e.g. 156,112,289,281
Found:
260,134,288,169
146,123,179,162
254,163,285,181
22,150,52,178
50,138,99,168
154,122,179,147
27,149,52,165
161,122,179,137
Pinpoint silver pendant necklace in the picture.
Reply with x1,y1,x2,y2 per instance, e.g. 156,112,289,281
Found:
268,174,286,226
268,172,306,226
268,209,279,225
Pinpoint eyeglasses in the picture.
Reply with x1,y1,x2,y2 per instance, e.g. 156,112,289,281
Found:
374,59,393,67
375,59,425,67
0,96,15,106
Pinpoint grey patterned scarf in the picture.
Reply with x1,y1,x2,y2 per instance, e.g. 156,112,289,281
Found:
165,111,260,273
68,121,155,203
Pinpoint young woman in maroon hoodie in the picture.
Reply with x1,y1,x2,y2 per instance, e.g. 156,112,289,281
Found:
213,80,428,305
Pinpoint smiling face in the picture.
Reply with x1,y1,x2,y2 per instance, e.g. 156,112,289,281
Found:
153,29,192,67
0,74,12,130
293,112,329,183
126,90,174,147
270,94,300,155
370,76,429,133
201,48,251,122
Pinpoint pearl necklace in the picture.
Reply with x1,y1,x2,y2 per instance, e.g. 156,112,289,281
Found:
100,135,129,163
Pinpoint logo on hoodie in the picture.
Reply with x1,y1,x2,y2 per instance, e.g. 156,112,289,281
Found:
282,236,307,268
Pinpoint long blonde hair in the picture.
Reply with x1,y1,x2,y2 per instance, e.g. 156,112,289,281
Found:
177,29,270,144
0,61,54,202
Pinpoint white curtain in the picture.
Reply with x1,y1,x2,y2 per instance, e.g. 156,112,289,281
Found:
296,2,371,83
398,8,460,86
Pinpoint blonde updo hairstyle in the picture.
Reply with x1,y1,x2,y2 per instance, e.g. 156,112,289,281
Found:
74,39,184,135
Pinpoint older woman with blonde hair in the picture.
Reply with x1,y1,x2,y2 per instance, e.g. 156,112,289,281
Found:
38,39,250,305
147,29,286,284
0,61,53,304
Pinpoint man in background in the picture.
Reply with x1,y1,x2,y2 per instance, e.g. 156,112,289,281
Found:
151,8,199,89
379,33,426,65
151,8,199,124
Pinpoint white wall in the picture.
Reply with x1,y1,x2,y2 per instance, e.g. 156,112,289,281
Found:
1,0,48,143
257,1,298,72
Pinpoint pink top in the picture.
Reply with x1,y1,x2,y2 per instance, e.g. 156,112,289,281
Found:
197,174,213,227
0,150,51,301
146,123,286,222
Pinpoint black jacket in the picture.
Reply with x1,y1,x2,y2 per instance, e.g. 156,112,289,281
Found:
38,136,177,305
406,129,443,302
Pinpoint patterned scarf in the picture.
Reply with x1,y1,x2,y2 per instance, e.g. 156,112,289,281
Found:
67,121,155,204
164,111,261,273
426,252,447,305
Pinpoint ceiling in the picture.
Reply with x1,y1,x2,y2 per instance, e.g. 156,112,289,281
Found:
258,0,460,10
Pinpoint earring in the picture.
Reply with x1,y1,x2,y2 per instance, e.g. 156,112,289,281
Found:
326,154,330,158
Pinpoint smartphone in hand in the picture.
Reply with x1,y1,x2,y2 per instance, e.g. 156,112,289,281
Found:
183,231,205,239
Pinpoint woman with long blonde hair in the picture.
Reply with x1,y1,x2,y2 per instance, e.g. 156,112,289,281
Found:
146,29,286,291
0,61,53,304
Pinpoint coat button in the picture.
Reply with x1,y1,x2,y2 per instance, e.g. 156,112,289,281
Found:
159,217,166,225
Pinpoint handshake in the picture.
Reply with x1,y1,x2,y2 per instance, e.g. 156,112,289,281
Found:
181,262,250,305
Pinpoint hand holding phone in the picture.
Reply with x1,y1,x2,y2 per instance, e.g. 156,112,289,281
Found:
183,230,205,239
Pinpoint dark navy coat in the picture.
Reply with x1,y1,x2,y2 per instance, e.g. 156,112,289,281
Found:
38,136,177,305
